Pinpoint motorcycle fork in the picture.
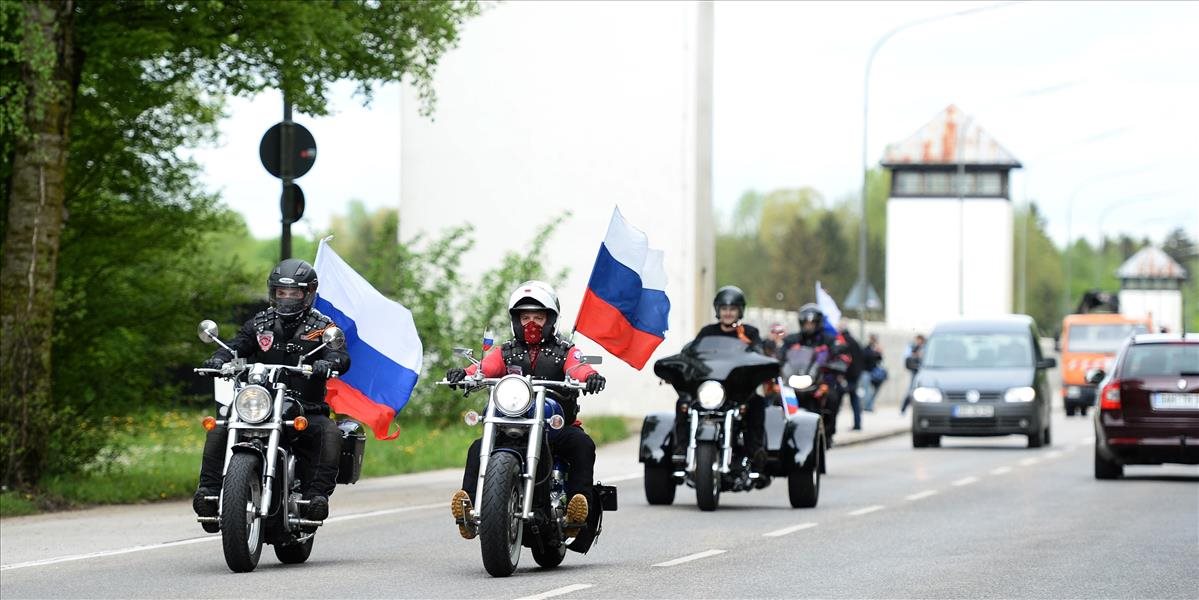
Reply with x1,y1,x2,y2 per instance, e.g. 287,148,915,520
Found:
258,384,285,517
521,389,547,520
720,410,735,474
473,399,497,518
685,410,699,472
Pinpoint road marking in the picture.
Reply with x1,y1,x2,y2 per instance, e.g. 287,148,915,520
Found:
763,522,818,537
600,471,644,483
514,584,594,600
0,502,443,571
1045,451,1063,459
990,466,1013,475
652,549,726,567
952,476,979,487
905,490,938,501
1018,457,1041,467
848,505,885,516
1080,436,1095,444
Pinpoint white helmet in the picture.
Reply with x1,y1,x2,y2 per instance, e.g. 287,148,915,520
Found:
507,280,560,342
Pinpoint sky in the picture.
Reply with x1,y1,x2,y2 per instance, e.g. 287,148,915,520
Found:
189,0,1199,251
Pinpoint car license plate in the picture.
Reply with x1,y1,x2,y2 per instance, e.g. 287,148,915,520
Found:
953,404,994,418
1151,393,1199,410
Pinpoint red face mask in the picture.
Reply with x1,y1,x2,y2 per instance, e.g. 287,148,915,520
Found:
523,320,543,345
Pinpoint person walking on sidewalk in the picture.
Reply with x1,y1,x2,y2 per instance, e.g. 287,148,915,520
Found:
861,334,886,412
900,334,925,415
839,322,865,431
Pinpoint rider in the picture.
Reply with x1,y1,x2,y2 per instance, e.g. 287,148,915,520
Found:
778,303,852,445
445,281,606,541
193,259,350,531
676,286,768,473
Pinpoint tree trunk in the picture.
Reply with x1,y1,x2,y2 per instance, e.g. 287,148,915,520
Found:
0,0,76,487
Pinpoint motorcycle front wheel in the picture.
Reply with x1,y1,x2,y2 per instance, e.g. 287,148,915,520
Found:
221,453,264,573
479,452,524,577
694,442,721,512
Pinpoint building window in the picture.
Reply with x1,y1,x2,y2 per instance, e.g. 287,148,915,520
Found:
894,172,922,195
926,172,951,195
977,172,1002,196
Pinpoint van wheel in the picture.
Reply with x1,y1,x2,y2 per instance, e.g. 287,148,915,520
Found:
1065,405,1076,417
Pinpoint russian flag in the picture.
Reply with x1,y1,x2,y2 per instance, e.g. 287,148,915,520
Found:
313,240,422,440
815,280,841,337
575,208,670,370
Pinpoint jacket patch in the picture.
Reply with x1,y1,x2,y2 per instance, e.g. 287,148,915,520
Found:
257,331,275,352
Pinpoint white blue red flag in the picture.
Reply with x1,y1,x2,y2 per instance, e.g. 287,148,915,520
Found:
779,377,802,417
575,207,670,370
314,240,422,440
815,280,841,336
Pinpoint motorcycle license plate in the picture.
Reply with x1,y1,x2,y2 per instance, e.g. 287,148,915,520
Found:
1151,393,1199,410
952,404,994,418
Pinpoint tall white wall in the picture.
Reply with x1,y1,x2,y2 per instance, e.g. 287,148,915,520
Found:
1119,289,1182,333
399,1,715,416
885,198,1013,332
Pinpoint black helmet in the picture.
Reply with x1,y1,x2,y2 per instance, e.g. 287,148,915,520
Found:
268,258,318,317
713,285,746,319
797,303,824,326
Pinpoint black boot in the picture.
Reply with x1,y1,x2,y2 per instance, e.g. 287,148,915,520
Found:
193,488,219,533
304,495,329,521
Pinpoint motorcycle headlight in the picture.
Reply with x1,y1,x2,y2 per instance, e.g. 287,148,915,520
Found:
234,385,273,423
912,387,943,403
1065,385,1081,399
1004,386,1036,403
696,381,725,410
492,376,533,417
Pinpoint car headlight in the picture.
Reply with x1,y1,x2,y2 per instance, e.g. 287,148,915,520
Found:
912,387,943,403
492,376,533,417
696,381,725,410
234,385,273,423
1065,385,1081,399
1004,386,1036,403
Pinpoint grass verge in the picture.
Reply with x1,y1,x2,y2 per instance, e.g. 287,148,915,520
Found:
1,409,634,518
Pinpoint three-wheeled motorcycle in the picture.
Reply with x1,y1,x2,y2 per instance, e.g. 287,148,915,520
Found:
639,336,825,510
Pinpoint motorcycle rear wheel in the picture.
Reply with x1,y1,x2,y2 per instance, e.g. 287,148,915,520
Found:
479,452,524,577
221,453,264,573
274,536,314,564
644,464,676,505
531,540,566,569
788,437,821,508
694,443,721,512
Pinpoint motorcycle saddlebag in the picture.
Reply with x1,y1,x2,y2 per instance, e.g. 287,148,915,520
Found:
594,483,618,511
336,419,366,485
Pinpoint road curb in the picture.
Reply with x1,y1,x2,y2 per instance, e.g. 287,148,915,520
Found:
833,425,909,448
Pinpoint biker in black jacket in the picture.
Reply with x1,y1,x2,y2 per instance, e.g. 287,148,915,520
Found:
193,259,351,531
778,303,853,444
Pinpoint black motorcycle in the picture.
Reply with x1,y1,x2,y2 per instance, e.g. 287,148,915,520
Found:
440,347,617,577
194,319,366,573
639,336,825,511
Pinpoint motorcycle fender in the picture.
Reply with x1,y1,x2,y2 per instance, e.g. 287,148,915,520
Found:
695,422,720,442
782,412,822,470
639,412,675,465
222,441,266,476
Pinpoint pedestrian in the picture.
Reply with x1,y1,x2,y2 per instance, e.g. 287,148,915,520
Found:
839,322,865,431
861,334,886,412
900,333,925,415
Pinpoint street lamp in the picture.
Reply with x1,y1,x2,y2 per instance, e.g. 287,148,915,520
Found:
859,2,1015,336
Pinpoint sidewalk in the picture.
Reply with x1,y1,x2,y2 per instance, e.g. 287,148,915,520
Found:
829,403,911,447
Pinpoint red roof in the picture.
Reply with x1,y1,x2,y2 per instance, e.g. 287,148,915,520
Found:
882,105,1021,167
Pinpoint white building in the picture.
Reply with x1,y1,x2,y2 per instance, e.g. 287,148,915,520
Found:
882,105,1021,333
1117,246,1188,333
399,1,716,415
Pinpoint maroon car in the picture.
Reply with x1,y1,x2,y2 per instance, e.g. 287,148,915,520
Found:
1090,333,1199,479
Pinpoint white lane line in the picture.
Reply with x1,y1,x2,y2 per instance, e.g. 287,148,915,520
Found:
514,584,594,600
848,505,885,516
952,476,979,487
0,502,443,571
905,490,938,501
599,471,644,483
1045,451,1063,459
652,549,726,567
1018,457,1041,467
1080,436,1095,444
763,522,818,537
990,466,1013,475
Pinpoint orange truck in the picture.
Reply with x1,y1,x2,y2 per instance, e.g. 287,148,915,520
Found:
1058,313,1152,416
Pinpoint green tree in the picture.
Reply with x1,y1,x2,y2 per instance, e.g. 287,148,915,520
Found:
1,0,481,486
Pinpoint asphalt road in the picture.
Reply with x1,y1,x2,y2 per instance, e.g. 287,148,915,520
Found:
2,411,1196,599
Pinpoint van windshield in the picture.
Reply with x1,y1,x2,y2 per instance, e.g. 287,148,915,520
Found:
923,333,1033,369
1067,323,1148,354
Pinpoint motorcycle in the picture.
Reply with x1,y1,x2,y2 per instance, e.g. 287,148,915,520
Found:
783,343,845,449
639,336,825,511
193,319,365,573
439,346,617,578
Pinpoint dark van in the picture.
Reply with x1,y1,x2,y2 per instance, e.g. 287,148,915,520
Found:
907,316,1056,448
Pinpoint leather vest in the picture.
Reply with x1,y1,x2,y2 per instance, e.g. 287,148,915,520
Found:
500,336,581,422
250,308,335,410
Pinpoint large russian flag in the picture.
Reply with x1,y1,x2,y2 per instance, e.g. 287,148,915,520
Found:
313,240,422,440
575,208,670,370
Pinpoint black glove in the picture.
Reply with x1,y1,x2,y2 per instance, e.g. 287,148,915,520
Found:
584,373,606,395
199,357,224,375
312,359,336,379
446,367,467,384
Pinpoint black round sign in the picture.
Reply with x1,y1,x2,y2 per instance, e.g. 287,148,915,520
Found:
281,183,305,225
259,122,317,179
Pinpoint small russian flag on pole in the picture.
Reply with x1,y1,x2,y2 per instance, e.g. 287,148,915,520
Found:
575,207,670,370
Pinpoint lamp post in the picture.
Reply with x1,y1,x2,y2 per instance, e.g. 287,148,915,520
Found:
859,2,1015,336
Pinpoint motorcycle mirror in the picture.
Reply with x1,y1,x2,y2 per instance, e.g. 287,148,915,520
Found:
788,374,815,390
322,327,346,350
453,347,475,358
576,355,603,365
198,320,220,344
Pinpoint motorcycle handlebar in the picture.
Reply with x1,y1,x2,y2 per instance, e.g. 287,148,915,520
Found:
193,363,319,378
435,376,585,390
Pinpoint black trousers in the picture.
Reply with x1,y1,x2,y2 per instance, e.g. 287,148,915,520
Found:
673,394,766,455
461,425,596,504
198,413,340,498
